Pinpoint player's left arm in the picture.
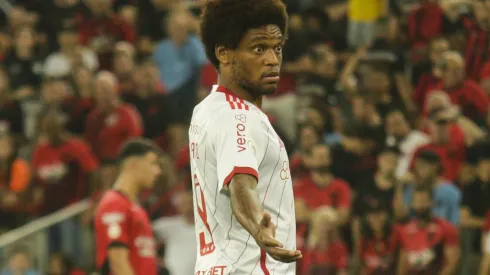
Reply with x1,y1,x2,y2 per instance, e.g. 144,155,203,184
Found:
440,223,461,275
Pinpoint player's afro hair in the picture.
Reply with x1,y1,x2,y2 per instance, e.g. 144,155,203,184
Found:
200,0,288,69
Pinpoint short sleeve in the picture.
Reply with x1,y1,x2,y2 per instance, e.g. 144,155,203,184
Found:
96,200,131,247
214,111,261,189
442,222,459,247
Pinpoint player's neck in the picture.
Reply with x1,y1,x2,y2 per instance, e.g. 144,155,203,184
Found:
217,78,262,107
113,175,140,202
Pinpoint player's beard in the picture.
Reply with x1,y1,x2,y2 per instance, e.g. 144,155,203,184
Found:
231,59,276,97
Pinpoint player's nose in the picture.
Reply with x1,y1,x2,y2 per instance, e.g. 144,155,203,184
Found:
264,49,279,67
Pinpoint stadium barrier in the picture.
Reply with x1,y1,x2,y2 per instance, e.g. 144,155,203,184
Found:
0,199,92,271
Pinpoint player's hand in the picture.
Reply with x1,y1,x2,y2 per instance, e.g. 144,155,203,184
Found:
254,212,302,263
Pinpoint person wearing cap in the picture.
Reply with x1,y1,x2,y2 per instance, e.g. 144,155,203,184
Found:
395,149,461,225
426,51,489,123
43,23,98,79
461,141,490,275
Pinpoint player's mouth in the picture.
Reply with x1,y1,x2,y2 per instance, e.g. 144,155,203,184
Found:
262,71,280,83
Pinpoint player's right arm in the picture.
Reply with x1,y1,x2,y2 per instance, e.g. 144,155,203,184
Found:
214,110,301,263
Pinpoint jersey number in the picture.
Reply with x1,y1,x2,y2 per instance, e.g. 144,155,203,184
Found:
194,174,215,256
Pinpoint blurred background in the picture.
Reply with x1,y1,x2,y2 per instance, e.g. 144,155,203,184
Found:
0,0,489,274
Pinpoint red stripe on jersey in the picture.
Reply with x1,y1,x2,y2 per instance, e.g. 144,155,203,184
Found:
223,166,259,186
225,94,236,109
217,85,250,111
260,250,270,275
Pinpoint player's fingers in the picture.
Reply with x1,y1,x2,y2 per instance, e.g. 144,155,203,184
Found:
262,237,283,248
260,212,272,226
266,247,300,259
270,250,302,263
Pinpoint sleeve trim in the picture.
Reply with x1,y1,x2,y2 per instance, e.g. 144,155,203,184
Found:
223,166,259,187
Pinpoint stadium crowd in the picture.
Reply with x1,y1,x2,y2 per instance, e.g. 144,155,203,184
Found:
0,0,490,274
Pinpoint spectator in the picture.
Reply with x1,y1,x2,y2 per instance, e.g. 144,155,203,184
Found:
413,106,466,182
79,0,136,70
397,149,461,224
0,133,31,230
385,110,429,178
411,36,449,108
3,27,42,96
153,187,195,275
0,246,38,275
137,0,173,55
113,41,136,94
33,107,99,215
43,24,98,78
62,66,95,135
153,9,207,122
358,204,395,275
395,185,460,275
0,66,26,138
290,124,321,178
294,144,352,226
347,0,384,49
47,253,85,275
427,51,489,123
85,71,143,161
302,207,349,275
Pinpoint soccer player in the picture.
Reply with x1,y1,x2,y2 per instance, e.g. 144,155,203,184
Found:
189,0,301,274
94,139,161,275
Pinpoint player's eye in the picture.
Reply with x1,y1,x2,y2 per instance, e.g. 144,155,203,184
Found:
253,46,264,54
274,46,283,53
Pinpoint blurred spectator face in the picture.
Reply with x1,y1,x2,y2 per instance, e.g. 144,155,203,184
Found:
175,190,193,217
167,12,190,45
305,108,326,132
0,67,9,93
414,158,439,182
58,30,78,50
474,2,490,28
478,158,490,181
95,72,118,110
310,145,332,186
40,111,64,140
73,67,94,92
352,96,367,120
428,115,451,143
299,125,319,152
426,91,451,112
385,111,410,140
15,28,35,50
48,254,67,275
315,48,337,77
429,38,449,64
0,135,13,160
366,210,388,233
114,52,134,77
412,190,432,221
87,0,112,16
42,79,68,105
377,150,398,175
365,70,390,94
8,251,31,274
440,53,465,88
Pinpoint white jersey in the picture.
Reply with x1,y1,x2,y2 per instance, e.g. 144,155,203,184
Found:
189,85,296,275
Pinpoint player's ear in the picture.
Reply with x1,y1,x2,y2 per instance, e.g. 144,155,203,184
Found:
216,45,230,65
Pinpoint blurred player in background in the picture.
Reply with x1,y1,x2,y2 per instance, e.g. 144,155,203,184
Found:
94,139,161,275
189,0,301,274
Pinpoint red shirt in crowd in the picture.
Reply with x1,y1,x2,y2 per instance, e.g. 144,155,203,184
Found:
428,80,489,121
32,137,99,214
393,217,459,275
294,177,352,210
301,240,349,275
462,17,490,81
95,190,157,275
413,73,440,109
411,132,466,182
62,96,95,135
360,234,397,275
85,104,143,161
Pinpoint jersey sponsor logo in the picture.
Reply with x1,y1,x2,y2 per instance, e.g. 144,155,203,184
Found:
38,162,68,182
102,212,126,239
107,224,122,239
195,265,227,275
236,122,247,153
